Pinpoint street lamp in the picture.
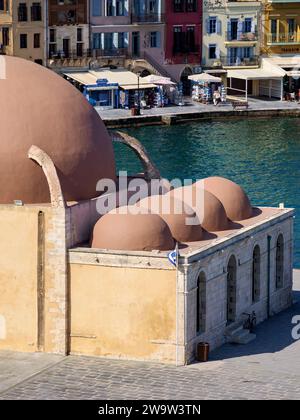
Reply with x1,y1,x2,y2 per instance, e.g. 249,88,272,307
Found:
137,72,141,116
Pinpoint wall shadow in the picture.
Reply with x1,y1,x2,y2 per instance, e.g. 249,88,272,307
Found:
207,290,300,362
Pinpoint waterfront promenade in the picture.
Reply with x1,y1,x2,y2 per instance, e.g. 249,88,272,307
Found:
1,272,300,400
98,98,300,128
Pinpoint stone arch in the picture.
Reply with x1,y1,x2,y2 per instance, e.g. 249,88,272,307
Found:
252,245,261,303
276,234,284,289
111,131,161,181
196,271,206,334
227,255,237,324
28,145,66,208
180,66,193,96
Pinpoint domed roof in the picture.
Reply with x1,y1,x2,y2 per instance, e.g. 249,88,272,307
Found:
168,186,229,232
0,56,116,204
138,195,203,242
91,207,175,251
198,177,253,221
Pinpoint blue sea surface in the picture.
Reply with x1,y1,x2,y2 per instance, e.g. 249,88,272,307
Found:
113,118,300,266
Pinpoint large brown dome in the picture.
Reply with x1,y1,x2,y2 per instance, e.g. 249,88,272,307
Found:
0,56,116,204
138,195,203,243
91,207,175,251
198,177,253,221
168,186,229,232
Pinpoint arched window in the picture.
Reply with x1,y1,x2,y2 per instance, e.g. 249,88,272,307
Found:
276,234,284,289
227,255,237,324
196,272,206,334
252,245,261,303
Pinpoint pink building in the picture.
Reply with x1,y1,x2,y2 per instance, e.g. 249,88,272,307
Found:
90,0,165,71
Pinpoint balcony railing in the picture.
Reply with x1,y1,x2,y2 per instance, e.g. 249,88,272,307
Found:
226,31,258,42
267,33,300,44
131,13,164,23
173,45,200,55
48,48,128,60
220,55,260,67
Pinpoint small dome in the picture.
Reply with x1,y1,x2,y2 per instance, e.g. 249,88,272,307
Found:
91,207,175,251
0,56,116,203
198,177,253,221
138,195,203,243
168,186,229,232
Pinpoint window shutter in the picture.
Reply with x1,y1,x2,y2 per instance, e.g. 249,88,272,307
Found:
124,32,129,48
124,0,129,16
251,19,255,33
215,45,220,59
238,21,243,40
217,19,222,35
227,21,231,40
206,18,210,34
113,33,118,49
156,31,161,48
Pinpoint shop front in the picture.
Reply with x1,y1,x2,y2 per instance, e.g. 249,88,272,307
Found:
189,73,226,104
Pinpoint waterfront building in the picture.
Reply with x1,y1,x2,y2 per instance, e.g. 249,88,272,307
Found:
0,1,46,65
0,0,12,56
64,67,156,108
47,0,90,71
262,0,300,96
201,1,288,100
90,1,166,77
164,0,203,92
0,57,293,365
202,0,261,70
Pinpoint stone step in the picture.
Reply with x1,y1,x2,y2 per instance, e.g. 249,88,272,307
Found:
225,320,244,337
228,329,256,345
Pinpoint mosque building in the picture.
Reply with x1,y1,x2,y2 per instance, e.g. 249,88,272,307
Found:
0,56,293,365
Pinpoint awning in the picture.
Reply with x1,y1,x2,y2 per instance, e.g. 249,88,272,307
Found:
64,72,98,85
142,75,176,86
90,69,156,90
120,84,156,90
189,73,222,83
286,71,300,77
64,69,156,90
227,68,284,80
265,55,300,69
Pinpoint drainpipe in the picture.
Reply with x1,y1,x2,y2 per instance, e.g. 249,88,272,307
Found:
37,211,45,352
267,235,271,318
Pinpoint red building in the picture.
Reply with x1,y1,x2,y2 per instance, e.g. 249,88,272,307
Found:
165,0,202,66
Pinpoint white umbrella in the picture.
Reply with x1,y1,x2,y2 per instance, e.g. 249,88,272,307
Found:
142,74,176,86
188,73,222,83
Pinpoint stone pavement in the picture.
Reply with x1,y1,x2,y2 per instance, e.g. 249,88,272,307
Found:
97,97,300,122
1,274,300,400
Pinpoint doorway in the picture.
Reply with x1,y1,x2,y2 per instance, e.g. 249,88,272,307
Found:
230,19,238,40
227,255,237,324
132,32,140,57
180,67,193,96
63,38,70,58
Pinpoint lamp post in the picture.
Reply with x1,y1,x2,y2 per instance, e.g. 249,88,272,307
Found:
137,72,141,116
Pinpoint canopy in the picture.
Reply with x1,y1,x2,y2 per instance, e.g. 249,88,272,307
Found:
64,69,156,90
227,68,284,81
142,75,176,86
188,73,222,83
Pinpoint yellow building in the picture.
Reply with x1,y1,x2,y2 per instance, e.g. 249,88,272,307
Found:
262,1,300,96
0,0,12,56
0,1,46,65
263,0,300,56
